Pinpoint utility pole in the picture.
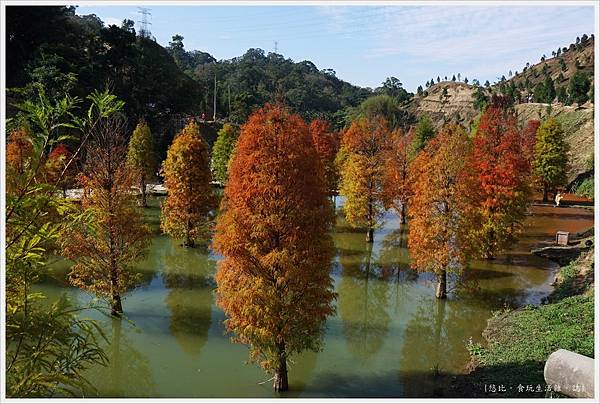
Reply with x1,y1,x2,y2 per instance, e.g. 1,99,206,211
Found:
213,73,217,122
227,83,231,118
274,41,278,53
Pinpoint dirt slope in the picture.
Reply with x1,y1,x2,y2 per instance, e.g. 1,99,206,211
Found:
515,103,594,184
405,36,594,186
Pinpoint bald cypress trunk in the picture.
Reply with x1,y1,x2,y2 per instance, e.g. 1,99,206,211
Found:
273,343,288,392
435,270,447,299
400,202,406,225
111,292,123,317
139,173,147,207
366,199,374,243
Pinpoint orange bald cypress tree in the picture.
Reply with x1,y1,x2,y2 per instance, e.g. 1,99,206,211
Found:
339,116,392,242
6,128,34,194
62,116,151,316
309,119,340,195
383,128,414,224
464,101,532,259
408,125,472,299
214,104,336,392
161,120,216,247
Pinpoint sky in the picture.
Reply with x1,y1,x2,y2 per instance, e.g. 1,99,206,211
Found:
74,3,596,91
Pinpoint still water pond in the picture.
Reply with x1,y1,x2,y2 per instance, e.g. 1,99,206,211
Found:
40,198,593,398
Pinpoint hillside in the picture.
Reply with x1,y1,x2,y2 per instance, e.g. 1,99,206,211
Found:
6,6,595,179
408,81,479,128
515,103,594,184
410,86,594,185
406,35,595,186
6,6,371,159
506,35,594,99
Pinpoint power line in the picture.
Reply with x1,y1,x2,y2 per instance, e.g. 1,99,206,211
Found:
137,7,152,38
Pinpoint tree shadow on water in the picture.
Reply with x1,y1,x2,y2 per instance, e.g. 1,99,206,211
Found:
86,318,156,397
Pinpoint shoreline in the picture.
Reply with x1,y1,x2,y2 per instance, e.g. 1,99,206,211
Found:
445,227,595,398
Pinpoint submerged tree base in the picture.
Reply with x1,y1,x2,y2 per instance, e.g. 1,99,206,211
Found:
273,363,289,392
366,228,374,243
435,271,447,299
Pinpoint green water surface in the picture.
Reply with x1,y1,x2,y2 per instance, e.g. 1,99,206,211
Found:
39,197,593,398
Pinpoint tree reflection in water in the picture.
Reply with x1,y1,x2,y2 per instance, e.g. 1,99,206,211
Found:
87,318,156,397
400,295,485,397
161,240,216,356
337,240,391,361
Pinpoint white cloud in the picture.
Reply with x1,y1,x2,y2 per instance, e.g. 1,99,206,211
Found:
364,6,593,60
312,5,594,89
104,17,122,26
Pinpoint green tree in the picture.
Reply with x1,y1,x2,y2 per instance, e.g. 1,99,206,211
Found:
559,58,567,71
379,76,412,103
210,123,238,185
411,114,435,155
167,34,187,68
472,86,489,111
534,118,569,201
533,76,556,104
127,120,155,207
6,87,124,397
568,72,591,105
556,86,568,104
352,94,406,129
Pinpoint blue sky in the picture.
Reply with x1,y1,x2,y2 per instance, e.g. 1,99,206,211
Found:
75,4,595,91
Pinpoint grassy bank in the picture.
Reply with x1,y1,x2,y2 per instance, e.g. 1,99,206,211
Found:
459,248,595,398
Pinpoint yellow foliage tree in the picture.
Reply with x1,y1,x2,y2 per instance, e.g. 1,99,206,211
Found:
161,120,215,247
127,120,155,207
339,116,392,242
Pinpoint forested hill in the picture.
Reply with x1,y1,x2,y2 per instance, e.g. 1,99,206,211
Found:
6,7,201,124
166,35,376,126
6,6,382,138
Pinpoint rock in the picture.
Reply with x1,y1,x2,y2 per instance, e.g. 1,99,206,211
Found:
544,349,594,398
531,245,589,266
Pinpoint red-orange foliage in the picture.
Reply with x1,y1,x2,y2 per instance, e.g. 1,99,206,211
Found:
6,129,34,193
464,103,532,259
309,119,340,194
383,128,414,224
214,104,335,392
45,143,77,196
521,119,540,164
408,125,472,299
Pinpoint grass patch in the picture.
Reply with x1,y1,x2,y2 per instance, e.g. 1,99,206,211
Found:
548,250,594,301
575,177,594,199
463,248,595,398
554,110,589,135
467,294,594,397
